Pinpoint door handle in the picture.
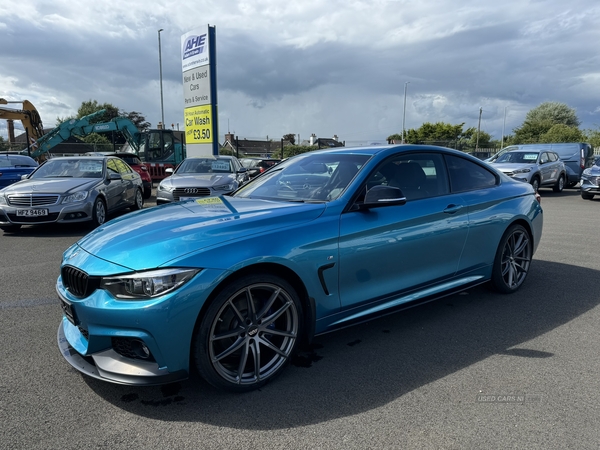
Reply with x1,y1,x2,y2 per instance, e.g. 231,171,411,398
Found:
443,204,464,214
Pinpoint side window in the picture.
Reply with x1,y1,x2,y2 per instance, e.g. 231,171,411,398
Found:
540,152,549,164
549,152,558,162
107,159,119,174
445,155,497,193
114,159,132,174
365,153,449,202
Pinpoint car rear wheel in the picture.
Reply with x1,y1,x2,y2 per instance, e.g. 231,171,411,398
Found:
552,174,565,192
131,188,143,210
490,224,532,294
1,224,22,233
193,273,303,392
91,197,106,227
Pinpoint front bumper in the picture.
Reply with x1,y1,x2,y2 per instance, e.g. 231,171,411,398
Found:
58,319,186,385
0,200,95,225
580,176,600,193
55,266,228,385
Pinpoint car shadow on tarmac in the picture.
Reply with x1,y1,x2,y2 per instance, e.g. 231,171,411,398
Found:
79,259,600,429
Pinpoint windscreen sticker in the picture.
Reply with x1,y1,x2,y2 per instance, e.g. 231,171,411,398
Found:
211,161,230,171
79,162,103,172
195,197,230,213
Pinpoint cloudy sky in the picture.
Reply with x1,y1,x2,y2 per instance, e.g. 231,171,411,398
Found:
1,0,600,146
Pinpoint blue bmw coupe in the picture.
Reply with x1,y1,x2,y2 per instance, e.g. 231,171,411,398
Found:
57,145,543,391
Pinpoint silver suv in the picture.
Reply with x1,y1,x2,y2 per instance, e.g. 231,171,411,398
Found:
490,149,566,192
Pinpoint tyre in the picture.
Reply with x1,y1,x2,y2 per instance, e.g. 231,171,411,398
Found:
581,192,595,200
143,186,152,199
530,177,540,192
131,188,144,211
1,224,22,233
552,174,565,192
91,197,107,227
490,224,532,294
193,273,303,392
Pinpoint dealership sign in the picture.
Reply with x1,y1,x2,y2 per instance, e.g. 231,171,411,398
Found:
181,26,218,156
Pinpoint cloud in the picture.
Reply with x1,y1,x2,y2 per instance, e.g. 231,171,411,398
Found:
1,0,600,143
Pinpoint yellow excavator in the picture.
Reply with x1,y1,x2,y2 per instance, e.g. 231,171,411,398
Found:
0,98,45,158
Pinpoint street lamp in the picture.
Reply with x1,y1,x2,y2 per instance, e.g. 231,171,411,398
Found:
501,106,507,149
402,81,410,143
158,28,165,128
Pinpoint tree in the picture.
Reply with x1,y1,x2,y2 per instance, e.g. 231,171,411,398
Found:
283,133,296,145
584,128,600,149
0,135,9,151
512,102,582,144
524,101,580,128
64,100,151,148
539,124,586,143
121,110,151,132
77,100,120,123
388,122,476,149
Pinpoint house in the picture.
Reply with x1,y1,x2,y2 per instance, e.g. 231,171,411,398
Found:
221,133,292,158
300,133,345,148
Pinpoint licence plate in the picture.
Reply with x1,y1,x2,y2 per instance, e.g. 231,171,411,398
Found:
16,209,48,217
59,297,77,325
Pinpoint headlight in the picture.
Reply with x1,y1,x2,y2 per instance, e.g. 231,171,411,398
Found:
62,191,89,204
0,193,6,205
158,182,173,192
512,168,531,174
100,268,199,300
213,182,235,191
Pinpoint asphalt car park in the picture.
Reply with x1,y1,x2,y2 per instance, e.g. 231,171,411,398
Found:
1,187,600,449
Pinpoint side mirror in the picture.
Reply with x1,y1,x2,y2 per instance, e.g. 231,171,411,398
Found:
238,167,248,173
362,185,406,208
109,172,122,180
165,168,174,174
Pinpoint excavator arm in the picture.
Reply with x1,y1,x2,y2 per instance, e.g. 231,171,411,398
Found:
30,109,143,160
0,98,45,150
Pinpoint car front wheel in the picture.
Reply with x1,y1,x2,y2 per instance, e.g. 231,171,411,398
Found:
581,191,595,200
193,273,303,392
490,224,532,294
530,177,540,192
91,197,107,227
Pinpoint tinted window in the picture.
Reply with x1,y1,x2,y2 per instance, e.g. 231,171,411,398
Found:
114,159,132,174
446,155,497,192
366,153,448,201
107,159,119,174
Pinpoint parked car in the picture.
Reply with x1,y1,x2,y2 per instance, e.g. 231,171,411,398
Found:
56,145,543,392
240,157,282,178
0,154,38,188
489,149,566,192
0,156,143,232
580,156,600,199
487,143,593,188
104,152,153,199
156,155,248,204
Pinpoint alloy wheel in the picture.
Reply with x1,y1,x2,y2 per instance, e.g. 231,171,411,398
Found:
207,282,299,387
